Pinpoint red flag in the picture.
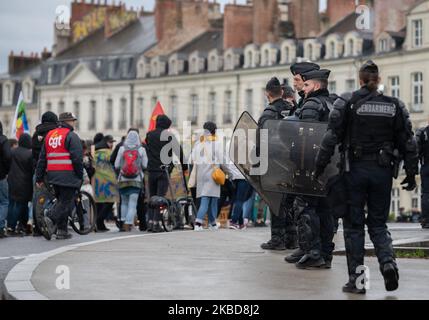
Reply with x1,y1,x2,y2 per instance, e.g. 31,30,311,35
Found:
148,101,165,132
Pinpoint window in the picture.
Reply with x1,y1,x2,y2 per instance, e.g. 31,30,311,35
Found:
264,49,270,66
389,76,400,98
96,60,102,70
307,44,313,60
46,102,52,112
208,93,216,122
412,72,423,111
137,98,144,128
262,88,268,108
109,60,117,78
138,62,145,78
390,187,400,216
151,96,158,108
120,98,127,129
4,84,11,104
58,101,65,115
24,82,32,102
346,79,356,92
284,46,290,64
170,95,178,126
74,101,80,130
209,55,217,72
328,81,337,94
329,41,336,58
224,91,232,124
225,54,233,70
88,100,97,130
245,89,253,115
105,99,113,129
379,38,388,52
121,60,130,78
47,67,53,84
348,39,354,56
412,19,423,48
247,51,253,68
190,94,199,125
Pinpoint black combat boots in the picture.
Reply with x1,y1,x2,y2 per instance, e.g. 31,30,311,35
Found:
295,251,326,269
381,262,399,291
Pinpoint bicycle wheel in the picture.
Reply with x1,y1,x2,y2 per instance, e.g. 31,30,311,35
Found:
70,190,97,235
161,205,177,232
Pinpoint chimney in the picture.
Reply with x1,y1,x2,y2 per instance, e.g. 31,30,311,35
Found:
224,4,253,49
8,51,41,75
374,0,419,37
154,0,181,42
326,0,360,28
253,0,279,45
289,0,320,38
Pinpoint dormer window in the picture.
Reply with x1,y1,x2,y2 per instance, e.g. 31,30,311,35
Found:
47,67,53,84
208,49,223,72
280,40,296,64
260,43,278,67
244,44,259,68
2,81,14,106
347,39,354,56
379,38,388,52
413,19,423,48
150,57,168,77
24,82,32,103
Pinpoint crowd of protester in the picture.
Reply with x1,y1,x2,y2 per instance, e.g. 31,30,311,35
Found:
0,109,270,240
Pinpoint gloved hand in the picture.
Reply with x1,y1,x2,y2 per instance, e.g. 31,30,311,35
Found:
314,166,325,180
401,175,416,191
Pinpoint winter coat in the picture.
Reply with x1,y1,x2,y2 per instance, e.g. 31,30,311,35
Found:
36,122,84,189
145,115,187,172
8,133,33,202
189,134,229,198
0,121,11,180
114,131,148,190
32,122,58,170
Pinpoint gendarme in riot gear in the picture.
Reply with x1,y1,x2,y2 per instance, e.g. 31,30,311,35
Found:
415,125,429,229
315,60,419,294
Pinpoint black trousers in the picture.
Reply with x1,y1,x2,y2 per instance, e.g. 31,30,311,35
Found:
420,164,429,224
51,185,77,231
96,203,113,229
148,171,170,223
270,193,296,244
343,161,395,276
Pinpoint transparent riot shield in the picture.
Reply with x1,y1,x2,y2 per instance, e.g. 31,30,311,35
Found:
260,119,340,197
229,112,283,215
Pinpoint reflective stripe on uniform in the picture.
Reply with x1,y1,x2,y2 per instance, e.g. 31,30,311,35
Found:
47,160,73,165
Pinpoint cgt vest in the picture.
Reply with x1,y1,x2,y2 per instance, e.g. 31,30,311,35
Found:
45,127,73,171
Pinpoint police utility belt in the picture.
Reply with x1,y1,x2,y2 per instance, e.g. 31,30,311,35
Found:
350,146,395,167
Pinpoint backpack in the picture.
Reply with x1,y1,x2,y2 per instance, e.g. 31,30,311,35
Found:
121,147,142,178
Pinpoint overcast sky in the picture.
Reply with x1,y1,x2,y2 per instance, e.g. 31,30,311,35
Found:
0,0,327,73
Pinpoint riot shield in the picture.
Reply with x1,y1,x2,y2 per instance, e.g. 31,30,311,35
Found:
260,119,340,197
229,112,283,215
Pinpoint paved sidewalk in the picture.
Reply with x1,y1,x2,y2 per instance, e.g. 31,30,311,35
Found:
7,226,429,300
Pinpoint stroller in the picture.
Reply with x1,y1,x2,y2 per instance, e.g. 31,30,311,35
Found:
148,164,196,232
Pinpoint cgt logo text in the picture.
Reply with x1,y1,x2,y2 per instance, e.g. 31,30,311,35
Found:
48,134,63,148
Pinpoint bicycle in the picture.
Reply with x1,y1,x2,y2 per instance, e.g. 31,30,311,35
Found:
149,164,196,232
37,184,97,236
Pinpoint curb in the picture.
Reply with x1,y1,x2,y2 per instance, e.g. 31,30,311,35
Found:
4,234,151,300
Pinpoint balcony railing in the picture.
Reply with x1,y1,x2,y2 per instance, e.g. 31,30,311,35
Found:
409,102,424,113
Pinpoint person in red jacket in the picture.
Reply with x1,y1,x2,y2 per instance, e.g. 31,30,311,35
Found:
36,112,83,240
